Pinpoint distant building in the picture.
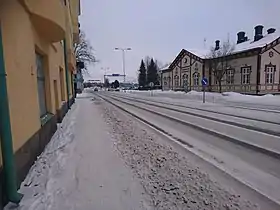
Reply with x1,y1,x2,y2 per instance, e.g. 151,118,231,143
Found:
164,25,280,94
158,63,171,87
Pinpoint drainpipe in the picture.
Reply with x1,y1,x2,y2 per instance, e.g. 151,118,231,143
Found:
0,26,23,204
63,39,70,109
256,53,261,95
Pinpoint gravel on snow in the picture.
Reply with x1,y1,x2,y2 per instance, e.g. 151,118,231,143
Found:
101,101,258,210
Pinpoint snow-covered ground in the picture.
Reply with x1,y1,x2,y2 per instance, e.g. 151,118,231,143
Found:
5,89,277,210
5,91,147,210
123,90,280,110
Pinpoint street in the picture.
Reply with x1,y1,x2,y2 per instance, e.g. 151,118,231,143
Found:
5,88,280,210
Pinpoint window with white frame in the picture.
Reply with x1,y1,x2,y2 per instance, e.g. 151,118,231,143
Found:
36,53,47,117
241,66,251,84
193,72,200,86
226,69,235,84
265,65,276,84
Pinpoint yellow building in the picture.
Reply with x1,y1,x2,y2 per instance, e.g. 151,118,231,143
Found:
0,0,81,206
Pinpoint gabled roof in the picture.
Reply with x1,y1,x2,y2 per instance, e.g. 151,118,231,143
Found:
169,49,205,70
190,31,280,59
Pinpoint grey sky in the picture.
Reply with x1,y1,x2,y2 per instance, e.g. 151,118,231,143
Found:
79,0,280,82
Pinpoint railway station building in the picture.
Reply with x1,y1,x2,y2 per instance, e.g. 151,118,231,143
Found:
162,25,280,94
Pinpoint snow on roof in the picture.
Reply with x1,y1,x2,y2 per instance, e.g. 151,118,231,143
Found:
160,63,171,70
186,30,280,59
188,49,209,59
233,31,280,54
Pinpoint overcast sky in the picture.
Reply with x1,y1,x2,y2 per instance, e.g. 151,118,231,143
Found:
79,0,280,82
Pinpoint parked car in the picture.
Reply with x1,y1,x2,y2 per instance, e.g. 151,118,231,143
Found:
94,87,98,91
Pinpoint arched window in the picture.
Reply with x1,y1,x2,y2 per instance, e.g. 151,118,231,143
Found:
182,74,188,87
193,72,200,86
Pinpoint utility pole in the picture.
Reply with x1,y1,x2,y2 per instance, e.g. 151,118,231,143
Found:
114,47,131,83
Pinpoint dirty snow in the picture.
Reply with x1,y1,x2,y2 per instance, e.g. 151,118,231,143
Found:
102,99,258,210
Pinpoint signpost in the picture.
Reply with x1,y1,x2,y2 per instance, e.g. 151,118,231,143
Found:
201,77,208,103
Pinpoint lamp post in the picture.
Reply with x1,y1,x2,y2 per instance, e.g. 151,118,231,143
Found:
114,47,131,83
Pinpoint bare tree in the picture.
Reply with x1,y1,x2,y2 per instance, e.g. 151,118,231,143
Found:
74,31,98,74
207,40,235,93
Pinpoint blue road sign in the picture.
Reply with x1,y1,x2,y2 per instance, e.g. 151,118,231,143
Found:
201,77,208,86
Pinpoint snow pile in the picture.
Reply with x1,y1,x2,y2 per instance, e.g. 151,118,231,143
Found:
6,100,80,210
126,90,280,107
184,90,280,106
221,92,280,105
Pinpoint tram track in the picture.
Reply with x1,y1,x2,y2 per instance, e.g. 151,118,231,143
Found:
107,93,280,136
103,93,280,159
94,92,280,207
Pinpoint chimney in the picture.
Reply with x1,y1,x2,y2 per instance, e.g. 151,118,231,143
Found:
267,28,276,34
237,31,246,44
215,40,220,50
254,25,264,42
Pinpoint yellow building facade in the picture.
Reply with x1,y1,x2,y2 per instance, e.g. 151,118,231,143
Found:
0,0,81,206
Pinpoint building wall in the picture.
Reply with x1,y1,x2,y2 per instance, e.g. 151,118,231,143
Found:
1,1,42,152
170,53,204,91
162,70,172,90
209,55,258,93
0,0,79,170
259,43,280,93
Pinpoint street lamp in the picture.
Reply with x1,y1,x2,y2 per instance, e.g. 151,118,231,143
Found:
114,47,131,83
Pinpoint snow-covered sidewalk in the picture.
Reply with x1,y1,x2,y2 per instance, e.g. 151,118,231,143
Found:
5,92,147,210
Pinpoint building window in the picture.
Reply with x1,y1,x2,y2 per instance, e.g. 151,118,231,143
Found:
193,72,200,86
226,69,235,84
174,75,179,87
265,65,276,84
36,53,47,117
182,74,188,87
241,66,251,84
